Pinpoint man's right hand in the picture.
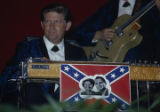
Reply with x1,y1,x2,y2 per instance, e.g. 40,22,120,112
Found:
93,28,115,42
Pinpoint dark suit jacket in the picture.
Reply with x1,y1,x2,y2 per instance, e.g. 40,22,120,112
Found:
0,37,87,108
69,0,160,63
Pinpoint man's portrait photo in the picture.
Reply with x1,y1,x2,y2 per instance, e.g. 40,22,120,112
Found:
94,76,109,96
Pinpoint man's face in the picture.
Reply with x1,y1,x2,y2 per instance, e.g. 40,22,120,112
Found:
41,12,71,44
95,78,105,91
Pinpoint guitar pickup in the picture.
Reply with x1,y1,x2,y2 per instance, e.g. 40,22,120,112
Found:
103,40,113,50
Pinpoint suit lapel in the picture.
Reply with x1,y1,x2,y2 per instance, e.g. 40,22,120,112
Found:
132,0,141,15
64,41,71,60
39,38,49,59
114,0,120,18
38,38,76,60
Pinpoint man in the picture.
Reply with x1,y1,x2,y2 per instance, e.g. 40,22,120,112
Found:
69,0,160,63
0,3,87,108
94,76,108,96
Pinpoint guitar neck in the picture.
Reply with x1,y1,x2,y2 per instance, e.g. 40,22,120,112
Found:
116,1,155,36
130,1,155,23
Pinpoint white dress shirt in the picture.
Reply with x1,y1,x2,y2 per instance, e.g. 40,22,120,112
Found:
43,35,64,92
118,0,136,17
43,35,65,61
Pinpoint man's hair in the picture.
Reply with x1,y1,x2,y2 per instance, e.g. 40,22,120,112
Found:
40,3,72,22
95,76,106,84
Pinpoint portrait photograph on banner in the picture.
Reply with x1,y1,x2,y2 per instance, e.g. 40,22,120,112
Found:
60,64,131,110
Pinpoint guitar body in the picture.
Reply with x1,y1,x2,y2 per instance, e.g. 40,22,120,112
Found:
84,14,143,62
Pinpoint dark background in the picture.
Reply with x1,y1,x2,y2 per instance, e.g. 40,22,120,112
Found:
0,0,108,73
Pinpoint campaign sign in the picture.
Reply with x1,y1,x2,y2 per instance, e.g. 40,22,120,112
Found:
60,64,131,110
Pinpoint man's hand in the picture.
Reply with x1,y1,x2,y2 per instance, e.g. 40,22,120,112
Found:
102,28,115,41
93,28,115,42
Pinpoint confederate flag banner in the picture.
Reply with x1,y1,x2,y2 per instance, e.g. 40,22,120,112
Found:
60,64,131,110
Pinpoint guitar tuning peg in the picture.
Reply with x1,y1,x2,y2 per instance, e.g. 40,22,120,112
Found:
153,61,158,64
144,60,148,64
138,60,142,63
129,61,135,66
133,59,137,65
153,60,159,67
137,60,142,65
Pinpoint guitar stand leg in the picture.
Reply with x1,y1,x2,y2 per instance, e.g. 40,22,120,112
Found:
146,81,150,111
17,79,24,112
136,80,140,112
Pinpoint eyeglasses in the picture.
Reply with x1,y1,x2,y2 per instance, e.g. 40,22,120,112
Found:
43,19,66,25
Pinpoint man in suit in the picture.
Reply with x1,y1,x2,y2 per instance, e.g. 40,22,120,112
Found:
69,0,160,63
0,3,87,108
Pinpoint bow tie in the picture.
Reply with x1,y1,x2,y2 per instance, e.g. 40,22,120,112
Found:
123,1,130,7
51,45,59,52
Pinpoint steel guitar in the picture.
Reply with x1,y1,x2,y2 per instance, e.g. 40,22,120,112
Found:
22,61,160,81
9,58,159,111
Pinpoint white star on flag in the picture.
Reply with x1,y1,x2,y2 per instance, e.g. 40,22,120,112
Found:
112,97,117,103
111,73,116,78
74,72,79,77
74,97,79,102
64,66,70,71
120,67,125,73
121,104,126,108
